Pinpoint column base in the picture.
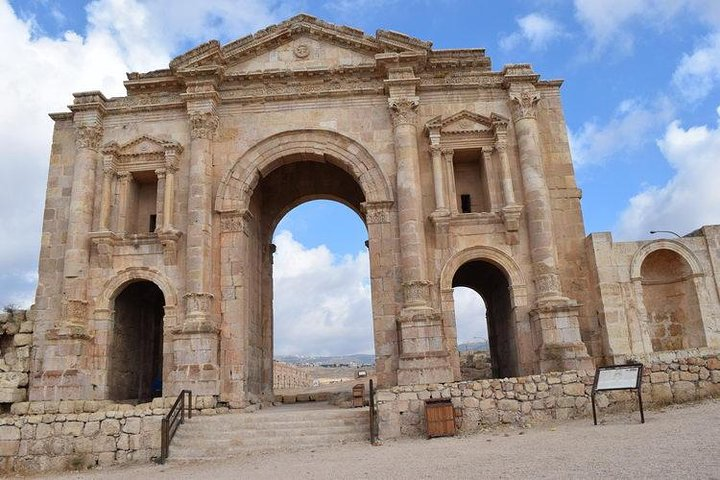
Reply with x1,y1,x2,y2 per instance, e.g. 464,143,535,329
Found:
169,330,220,396
531,298,594,373
396,307,453,385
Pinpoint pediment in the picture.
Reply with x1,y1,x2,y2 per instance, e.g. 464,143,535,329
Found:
103,135,182,157
170,14,432,75
426,110,509,135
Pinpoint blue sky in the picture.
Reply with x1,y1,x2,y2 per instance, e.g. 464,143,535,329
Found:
2,0,719,354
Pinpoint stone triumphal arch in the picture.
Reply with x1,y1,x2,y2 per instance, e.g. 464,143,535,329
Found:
27,15,720,407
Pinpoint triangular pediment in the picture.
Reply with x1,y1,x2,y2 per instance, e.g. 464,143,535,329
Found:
170,14,432,75
103,135,181,157
426,111,509,135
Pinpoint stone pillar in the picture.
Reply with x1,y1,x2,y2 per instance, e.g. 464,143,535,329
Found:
169,80,220,396
115,172,131,235
155,168,166,232
387,93,452,384
505,69,592,372
98,167,114,232
429,145,449,216
442,148,458,215
495,127,516,206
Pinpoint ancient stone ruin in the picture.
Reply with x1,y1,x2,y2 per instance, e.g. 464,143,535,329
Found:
1,13,719,474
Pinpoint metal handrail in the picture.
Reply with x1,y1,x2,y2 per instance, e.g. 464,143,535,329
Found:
369,379,377,444
159,389,192,464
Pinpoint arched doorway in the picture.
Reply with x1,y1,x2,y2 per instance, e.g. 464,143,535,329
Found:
216,131,397,404
108,280,165,402
640,249,705,351
452,260,516,378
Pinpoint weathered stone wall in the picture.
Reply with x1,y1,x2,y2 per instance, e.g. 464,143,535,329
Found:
0,309,34,405
0,395,217,474
376,350,720,439
273,361,312,390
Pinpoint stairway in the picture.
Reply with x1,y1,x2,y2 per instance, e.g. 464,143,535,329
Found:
169,402,370,462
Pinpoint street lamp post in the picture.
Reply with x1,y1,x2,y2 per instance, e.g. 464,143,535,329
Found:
649,230,682,238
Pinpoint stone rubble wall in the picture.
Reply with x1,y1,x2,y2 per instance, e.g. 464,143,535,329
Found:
273,361,313,390
0,309,34,405
376,350,720,439
0,395,217,474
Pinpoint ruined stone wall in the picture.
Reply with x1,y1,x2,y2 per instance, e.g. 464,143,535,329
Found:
273,361,312,390
0,309,34,406
376,350,720,439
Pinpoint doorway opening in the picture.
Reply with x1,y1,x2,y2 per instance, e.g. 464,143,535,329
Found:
452,260,516,378
108,280,164,402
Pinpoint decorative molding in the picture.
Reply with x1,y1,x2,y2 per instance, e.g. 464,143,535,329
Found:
388,97,419,128
75,125,103,150
402,280,432,308
220,210,253,233
362,201,393,225
189,110,219,139
509,89,541,121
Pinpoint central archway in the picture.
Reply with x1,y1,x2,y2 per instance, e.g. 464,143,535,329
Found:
216,130,398,405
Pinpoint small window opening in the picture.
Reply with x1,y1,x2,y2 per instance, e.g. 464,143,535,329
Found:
149,214,157,233
460,194,472,213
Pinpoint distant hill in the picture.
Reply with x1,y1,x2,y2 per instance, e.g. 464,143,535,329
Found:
275,353,375,366
457,340,489,352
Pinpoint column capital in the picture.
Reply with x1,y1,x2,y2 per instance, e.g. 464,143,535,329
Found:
188,110,219,140
155,168,167,179
75,125,103,150
430,144,443,156
117,170,131,180
388,97,419,128
440,146,454,159
509,88,541,122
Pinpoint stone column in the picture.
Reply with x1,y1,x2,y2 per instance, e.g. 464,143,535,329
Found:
507,76,592,372
510,87,563,301
429,145,449,216
494,126,516,206
155,168,166,232
442,148,458,215
115,172,131,235
98,167,114,232
388,96,453,385
162,147,180,232
169,80,220,396
62,117,103,328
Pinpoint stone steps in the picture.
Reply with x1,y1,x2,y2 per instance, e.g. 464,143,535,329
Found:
169,403,370,462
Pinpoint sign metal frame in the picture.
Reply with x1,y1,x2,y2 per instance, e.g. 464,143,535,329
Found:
591,363,645,425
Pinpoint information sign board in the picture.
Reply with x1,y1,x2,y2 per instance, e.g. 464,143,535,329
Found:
591,363,644,425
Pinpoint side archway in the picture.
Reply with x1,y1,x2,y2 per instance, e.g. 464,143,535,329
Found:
439,246,530,379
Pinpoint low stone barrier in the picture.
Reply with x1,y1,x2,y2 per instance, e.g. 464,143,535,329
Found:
0,395,217,474
376,350,720,439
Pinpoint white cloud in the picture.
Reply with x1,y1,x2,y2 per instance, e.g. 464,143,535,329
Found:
273,231,373,356
616,107,720,239
569,97,674,167
453,287,487,345
572,0,720,55
0,0,292,308
673,32,720,102
500,13,565,51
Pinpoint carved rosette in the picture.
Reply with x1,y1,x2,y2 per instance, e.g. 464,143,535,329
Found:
509,89,541,121
75,125,103,150
402,280,432,308
362,201,393,225
388,98,419,128
189,111,219,140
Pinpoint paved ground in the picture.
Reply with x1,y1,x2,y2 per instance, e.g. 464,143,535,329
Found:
27,398,720,480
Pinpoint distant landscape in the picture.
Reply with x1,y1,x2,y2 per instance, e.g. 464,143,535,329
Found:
276,340,489,366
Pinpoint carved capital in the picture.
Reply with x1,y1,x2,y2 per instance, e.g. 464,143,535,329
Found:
440,147,454,161
220,210,253,233
189,111,219,140
509,89,541,121
388,97,419,128
361,201,393,225
75,125,103,150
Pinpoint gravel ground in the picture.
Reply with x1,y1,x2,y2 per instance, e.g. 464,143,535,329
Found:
25,398,720,480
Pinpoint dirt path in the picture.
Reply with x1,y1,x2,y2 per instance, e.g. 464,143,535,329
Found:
27,399,720,480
